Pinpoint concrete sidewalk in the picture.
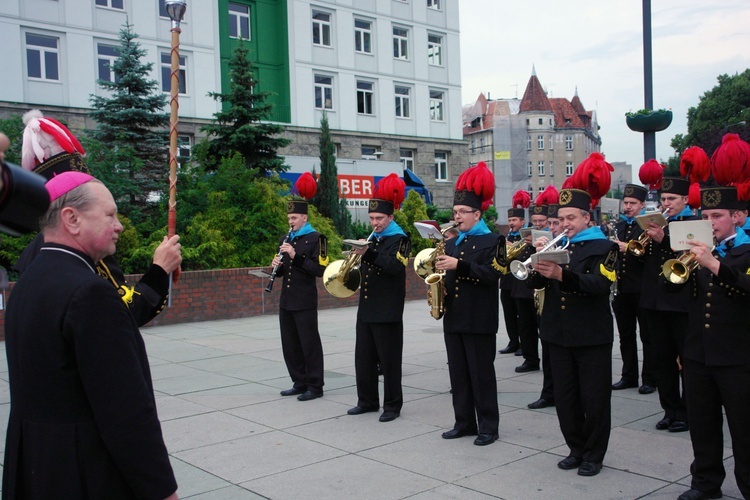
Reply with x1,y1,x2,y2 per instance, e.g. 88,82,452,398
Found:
0,300,742,499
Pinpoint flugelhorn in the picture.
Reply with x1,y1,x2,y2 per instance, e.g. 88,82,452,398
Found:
506,239,529,261
627,209,669,256
322,232,374,298
510,231,569,280
661,247,713,284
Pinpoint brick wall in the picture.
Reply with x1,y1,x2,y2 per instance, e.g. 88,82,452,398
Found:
0,260,432,339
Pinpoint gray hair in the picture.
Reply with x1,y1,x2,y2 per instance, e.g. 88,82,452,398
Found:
39,178,104,232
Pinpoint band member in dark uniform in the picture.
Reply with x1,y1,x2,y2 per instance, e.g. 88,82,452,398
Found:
611,183,656,394
273,173,328,402
347,174,411,423
436,162,505,446
15,110,181,326
3,172,178,499
499,190,530,356
640,176,699,433
677,172,750,499
527,154,618,477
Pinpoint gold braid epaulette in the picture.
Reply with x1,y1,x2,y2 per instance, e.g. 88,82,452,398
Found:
96,260,138,308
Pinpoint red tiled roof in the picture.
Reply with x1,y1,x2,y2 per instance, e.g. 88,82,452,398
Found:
520,74,552,112
549,98,588,128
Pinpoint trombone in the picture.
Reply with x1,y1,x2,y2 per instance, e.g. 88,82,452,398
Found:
510,231,569,280
627,209,669,257
322,232,374,298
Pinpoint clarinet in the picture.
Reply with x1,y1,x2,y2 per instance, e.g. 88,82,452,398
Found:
265,226,293,293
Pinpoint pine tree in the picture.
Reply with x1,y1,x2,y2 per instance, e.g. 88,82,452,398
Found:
88,22,169,224
312,112,350,235
196,41,290,177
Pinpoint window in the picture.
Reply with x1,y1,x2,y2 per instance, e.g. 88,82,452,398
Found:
96,0,124,9
313,11,332,47
566,161,574,176
538,118,543,125
550,135,554,150
527,162,533,177
357,81,374,115
159,0,167,17
161,52,187,94
550,161,554,177
526,135,532,151
361,146,379,159
26,34,59,81
97,44,119,83
354,19,372,54
427,34,442,66
427,0,441,9
393,27,408,59
537,135,544,150
400,149,414,171
429,90,444,121
314,75,333,109
565,135,573,151
394,85,410,118
177,135,192,166
479,137,485,151
229,3,250,40
435,151,448,180
538,161,545,176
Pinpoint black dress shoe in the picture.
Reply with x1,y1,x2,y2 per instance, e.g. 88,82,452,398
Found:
668,420,689,433
441,428,478,439
379,411,399,422
638,383,657,394
577,461,603,476
515,361,540,373
514,348,523,356
655,416,673,430
677,488,723,500
557,456,583,470
297,390,323,401
473,433,498,446
612,379,638,390
347,405,379,415
499,343,520,354
280,387,305,396
527,398,554,409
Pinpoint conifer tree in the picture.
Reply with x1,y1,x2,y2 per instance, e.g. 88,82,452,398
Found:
313,112,350,235
196,42,290,177
88,22,169,223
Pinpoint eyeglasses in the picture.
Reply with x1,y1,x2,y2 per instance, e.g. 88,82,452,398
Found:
452,209,478,217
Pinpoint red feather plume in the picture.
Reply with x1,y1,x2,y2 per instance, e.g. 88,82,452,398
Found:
570,152,613,208
292,172,317,200
737,181,750,202
679,146,711,183
536,185,559,206
455,161,495,211
373,173,406,209
711,133,750,186
639,159,664,190
688,182,702,210
512,190,531,209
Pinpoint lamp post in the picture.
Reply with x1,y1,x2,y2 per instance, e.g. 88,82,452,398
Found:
166,0,186,304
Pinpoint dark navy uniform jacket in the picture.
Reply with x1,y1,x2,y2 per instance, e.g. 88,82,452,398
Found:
684,239,750,366
443,233,504,335
357,234,411,323
615,219,646,294
528,238,618,347
274,232,327,311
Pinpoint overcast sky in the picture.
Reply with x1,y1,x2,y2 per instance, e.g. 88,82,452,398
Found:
459,0,750,179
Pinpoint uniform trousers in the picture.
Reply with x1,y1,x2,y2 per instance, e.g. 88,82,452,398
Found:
643,309,688,420
516,297,539,365
279,308,324,393
355,321,403,412
549,342,612,464
444,332,499,435
540,339,554,401
612,292,654,385
500,288,519,348
683,358,750,498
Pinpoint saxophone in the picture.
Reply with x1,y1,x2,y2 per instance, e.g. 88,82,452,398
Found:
424,223,458,320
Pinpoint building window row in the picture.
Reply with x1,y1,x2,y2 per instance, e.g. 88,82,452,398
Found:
312,10,445,67
313,74,446,123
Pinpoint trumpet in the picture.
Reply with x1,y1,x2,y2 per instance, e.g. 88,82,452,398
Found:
510,231,569,280
322,232,374,298
265,226,293,293
661,247,713,284
627,209,669,256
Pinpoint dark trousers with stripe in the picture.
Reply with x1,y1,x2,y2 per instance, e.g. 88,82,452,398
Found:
355,321,403,412
279,307,324,393
644,309,688,420
500,288,519,348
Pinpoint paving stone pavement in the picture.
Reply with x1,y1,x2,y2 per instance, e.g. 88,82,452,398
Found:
0,300,742,499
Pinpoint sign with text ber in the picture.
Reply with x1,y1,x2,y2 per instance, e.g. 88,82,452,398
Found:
339,175,375,205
